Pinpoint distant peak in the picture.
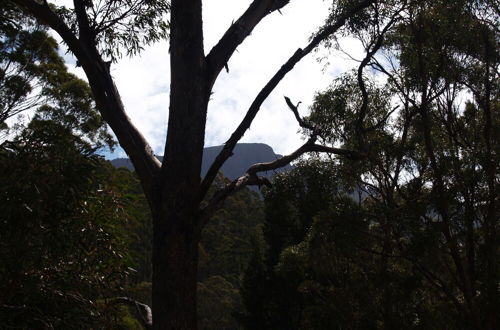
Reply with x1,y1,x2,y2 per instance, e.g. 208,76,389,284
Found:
110,142,290,180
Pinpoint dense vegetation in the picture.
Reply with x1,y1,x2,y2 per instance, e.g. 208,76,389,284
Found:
0,124,264,328
240,1,499,329
1,0,498,329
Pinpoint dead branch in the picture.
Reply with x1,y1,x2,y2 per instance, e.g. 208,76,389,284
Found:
284,96,316,133
200,0,375,201
205,0,290,88
201,134,364,217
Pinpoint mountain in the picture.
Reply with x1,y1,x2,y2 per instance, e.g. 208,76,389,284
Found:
110,143,291,180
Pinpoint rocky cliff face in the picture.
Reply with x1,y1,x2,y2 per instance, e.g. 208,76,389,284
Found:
110,143,291,180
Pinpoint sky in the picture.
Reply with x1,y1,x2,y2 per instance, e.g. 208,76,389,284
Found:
59,0,364,159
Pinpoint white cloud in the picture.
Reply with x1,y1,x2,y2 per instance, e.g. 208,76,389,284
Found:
111,43,171,155
56,0,363,157
202,0,362,155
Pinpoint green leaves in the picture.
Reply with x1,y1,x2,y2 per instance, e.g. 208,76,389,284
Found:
241,1,498,327
0,121,130,328
54,0,170,62
0,7,115,149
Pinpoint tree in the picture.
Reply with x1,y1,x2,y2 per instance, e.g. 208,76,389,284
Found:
239,160,352,329
263,0,498,327
240,159,450,329
8,0,379,328
365,1,499,327
240,0,498,327
0,120,131,328
0,5,114,149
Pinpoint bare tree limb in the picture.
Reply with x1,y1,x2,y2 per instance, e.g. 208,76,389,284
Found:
73,0,94,42
284,96,316,132
205,0,290,88
201,135,364,217
200,0,375,201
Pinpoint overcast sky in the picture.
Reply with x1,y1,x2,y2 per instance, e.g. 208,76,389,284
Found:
60,0,363,158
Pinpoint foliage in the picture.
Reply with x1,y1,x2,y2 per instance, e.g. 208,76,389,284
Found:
196,179,265,329
197,276,242,330
104,166,152,284
241,160,461,329
114,305,145,330
53,0,170,61
103,171,266,329
200,174,265,284
0,120,131,328
241,0,498,328
0,2,114,148
239,161,365,329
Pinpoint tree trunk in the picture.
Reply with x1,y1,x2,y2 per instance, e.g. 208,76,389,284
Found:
151,1,207,328
152,209,202,329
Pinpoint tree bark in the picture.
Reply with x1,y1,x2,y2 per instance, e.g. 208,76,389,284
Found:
152,209,202,329
152,1,207,328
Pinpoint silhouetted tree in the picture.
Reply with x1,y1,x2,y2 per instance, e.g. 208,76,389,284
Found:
8,1,377,327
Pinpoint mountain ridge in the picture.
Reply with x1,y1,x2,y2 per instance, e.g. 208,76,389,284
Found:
110,143,291,180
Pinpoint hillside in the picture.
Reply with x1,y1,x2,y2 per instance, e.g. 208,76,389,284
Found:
110,143,291,180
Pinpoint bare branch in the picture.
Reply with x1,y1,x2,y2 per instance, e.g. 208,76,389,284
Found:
284,96,316,132
73,0,94,42
202,136,364,217
200,0,375,201
205,0,290,87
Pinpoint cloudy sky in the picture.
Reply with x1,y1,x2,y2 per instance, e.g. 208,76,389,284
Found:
61,0,364,158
